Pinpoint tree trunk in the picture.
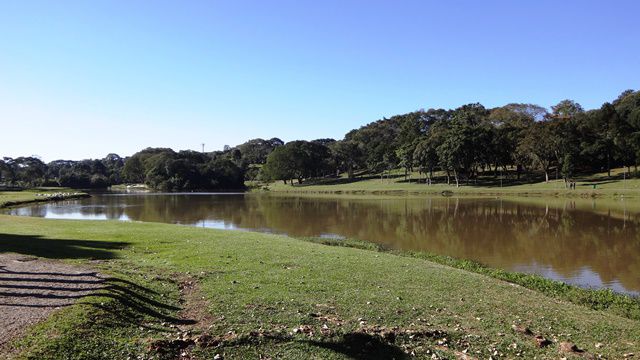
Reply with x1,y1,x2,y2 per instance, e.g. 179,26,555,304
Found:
607,153,611,177
283,179,287,185
454,170,459,188
544,170,549,183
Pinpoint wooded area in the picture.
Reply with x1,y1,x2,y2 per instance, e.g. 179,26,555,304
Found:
2,89,639,190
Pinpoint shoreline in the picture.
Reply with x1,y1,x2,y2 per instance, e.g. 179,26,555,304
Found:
260,187,615,198
0,191,90,209
255,177,640,199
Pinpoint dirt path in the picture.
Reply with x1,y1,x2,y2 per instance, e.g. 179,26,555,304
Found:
0,253,104,349
177,275,216,332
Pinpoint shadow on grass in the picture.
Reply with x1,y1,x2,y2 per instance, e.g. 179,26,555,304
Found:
210,332,410,360
304,333,409,360
577,180,619,187
86,281,196,330
0,259,194,332
304,172,548,189
287,174,407,187
0,233,128,260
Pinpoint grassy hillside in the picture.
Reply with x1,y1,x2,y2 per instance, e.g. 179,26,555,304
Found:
1,215,639,359
261,167,640,198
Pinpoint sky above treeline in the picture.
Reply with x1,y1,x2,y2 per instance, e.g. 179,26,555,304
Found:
1,0,639,162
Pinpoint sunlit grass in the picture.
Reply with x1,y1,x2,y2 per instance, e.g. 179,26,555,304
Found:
1,215,639,359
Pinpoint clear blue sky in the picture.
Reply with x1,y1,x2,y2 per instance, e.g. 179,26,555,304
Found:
1,0,639,161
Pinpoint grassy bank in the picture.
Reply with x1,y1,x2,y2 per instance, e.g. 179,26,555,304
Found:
0,188,89,208
260,167,640,198
302,237,640,320
1,216,639,359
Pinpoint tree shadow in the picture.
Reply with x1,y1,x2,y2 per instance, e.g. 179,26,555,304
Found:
184,331,410,360
576,180,619,186
83,281,196,330
304,333,409,360
289,174,408,187
394,175,545,188
0,233,128,260
0,267,194,333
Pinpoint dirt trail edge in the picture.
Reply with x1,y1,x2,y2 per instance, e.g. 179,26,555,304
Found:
0,253,104,349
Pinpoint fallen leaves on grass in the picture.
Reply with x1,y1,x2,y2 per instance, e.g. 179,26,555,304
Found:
511,324,551,348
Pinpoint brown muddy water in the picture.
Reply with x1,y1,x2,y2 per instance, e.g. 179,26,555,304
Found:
4,193,639,295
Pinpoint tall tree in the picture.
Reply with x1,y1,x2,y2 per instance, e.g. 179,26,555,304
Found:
413,135,440,184
614,90,640,174
579,103,620,176
551,99,584,119
517,121,559,182
437,122,487,187
122,156,145,183
14,157,47,187
330,140,364,179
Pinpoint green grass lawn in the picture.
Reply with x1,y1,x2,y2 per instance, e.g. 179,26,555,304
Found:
262,167,640,198
1,215,639,359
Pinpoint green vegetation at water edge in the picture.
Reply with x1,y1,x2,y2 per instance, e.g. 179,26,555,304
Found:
1,215,639,359
0,188,88,208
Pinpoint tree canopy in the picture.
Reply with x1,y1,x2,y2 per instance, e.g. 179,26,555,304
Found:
3,90,640,190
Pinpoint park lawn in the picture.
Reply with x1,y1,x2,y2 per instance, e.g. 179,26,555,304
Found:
263,167,640,198
1,215,639,359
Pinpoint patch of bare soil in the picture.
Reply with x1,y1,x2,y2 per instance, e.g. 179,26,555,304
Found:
177,275,215,332
0,253,104,349
147,275,220,359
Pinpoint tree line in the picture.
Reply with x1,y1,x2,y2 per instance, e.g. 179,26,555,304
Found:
0,138,286,191
262,89,640,187
2,90,639,190
0,148,251,191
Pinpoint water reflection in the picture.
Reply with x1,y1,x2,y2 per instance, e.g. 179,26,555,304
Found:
4,193,639,295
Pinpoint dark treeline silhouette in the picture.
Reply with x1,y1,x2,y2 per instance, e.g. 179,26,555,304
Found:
0,154,124,189
2,89,639,190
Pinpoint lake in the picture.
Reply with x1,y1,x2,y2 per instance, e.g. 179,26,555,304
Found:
4,192,639,296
